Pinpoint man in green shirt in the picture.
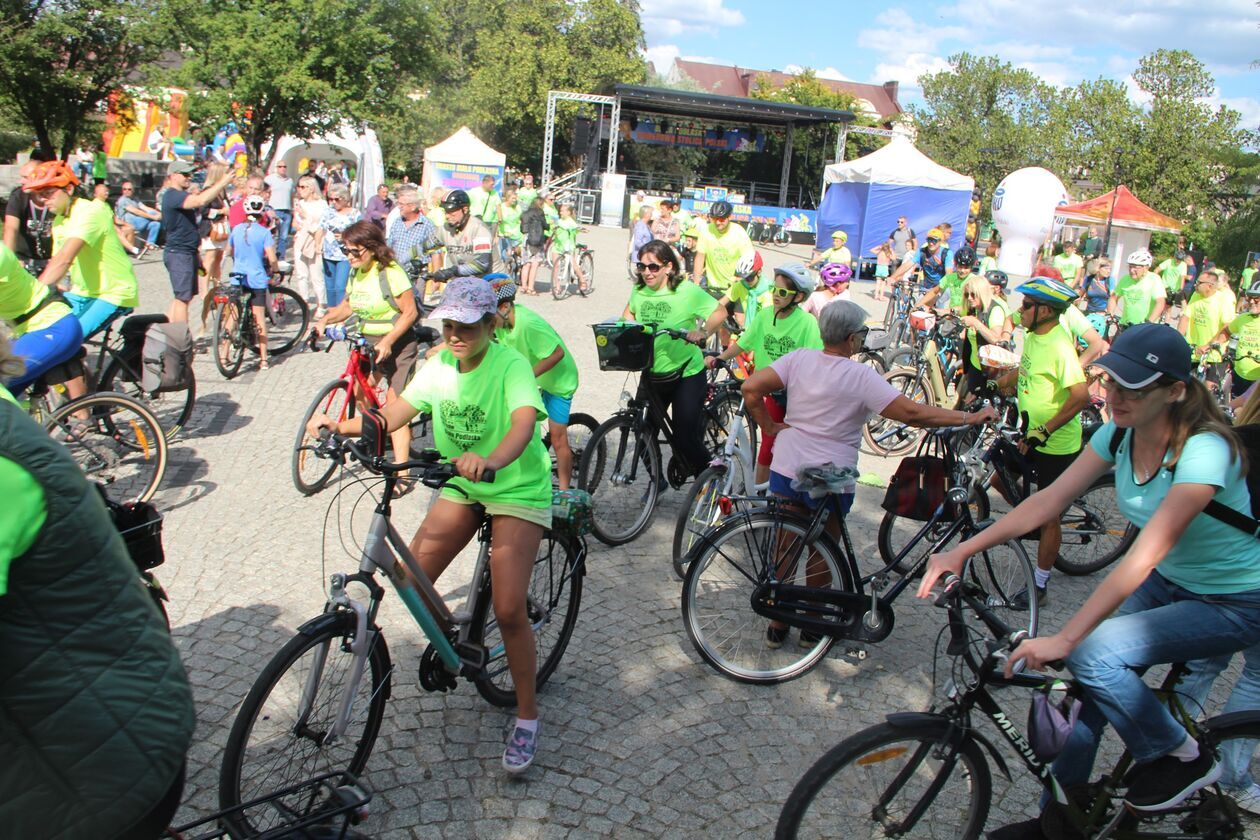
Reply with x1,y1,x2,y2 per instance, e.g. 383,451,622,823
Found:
1108,249,1165,327
515,172,539,210
1051,240,1084,290
1156,254,1188,305
497,189,524,267
1178,269,1234,388
1242,257,1258,291
1213,279,1260,399
693,200,754,294
467,174,500,230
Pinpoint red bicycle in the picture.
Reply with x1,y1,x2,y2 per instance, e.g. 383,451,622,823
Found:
291,322,437,494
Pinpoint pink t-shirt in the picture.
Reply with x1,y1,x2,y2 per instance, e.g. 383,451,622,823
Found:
768,349,900,485
801,289,850,317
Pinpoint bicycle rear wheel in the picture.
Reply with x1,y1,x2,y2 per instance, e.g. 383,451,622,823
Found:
263,286,311,355
552,259,572,300
45,392,168,504
963,537,1039,638
213,299,245,379
292,380,354,494
1053,474,1135,576
578,250,594,296
549,411,599,489
472,532,584,707
578,415,660,546
775,720,991,839
218,615,391,837
98,356,196,440
862,370,929,457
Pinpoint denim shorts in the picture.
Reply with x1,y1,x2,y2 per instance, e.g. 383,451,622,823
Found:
768,470,854,517
541,390,572,424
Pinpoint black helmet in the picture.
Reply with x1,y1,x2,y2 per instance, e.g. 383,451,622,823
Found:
985,270,1009,290
954,246,977,268
710,200,733,219
441,189,471,212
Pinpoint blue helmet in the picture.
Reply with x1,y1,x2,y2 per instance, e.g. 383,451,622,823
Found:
1016,276,1078,310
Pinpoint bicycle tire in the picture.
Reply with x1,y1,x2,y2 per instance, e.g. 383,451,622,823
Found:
578,250,594,296
775,720,991,839
682,510,853,684
45,392,168,504
963,537,1039,641
552,259,571,300
671,463,743,580
213,298,245,379
579,415,661,545
98,356,196,440
263,286,311,355
774,227,791,246
877,489,992,573
471,532,584,707
548,411,599,489
218,615,391,837
1053,474,1137,576
292,380,354,494
857,350,888,375
862,370,930,457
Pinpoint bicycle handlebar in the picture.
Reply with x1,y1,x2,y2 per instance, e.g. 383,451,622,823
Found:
315,430,495,484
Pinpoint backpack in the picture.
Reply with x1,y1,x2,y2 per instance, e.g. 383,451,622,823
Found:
522,209,546,247
377,269,439,346
129,317,192,393
1108,424,1260,537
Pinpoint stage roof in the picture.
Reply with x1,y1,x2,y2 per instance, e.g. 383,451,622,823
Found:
612,84,855,128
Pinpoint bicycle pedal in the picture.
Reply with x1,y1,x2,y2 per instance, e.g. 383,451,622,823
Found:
456,641,489,673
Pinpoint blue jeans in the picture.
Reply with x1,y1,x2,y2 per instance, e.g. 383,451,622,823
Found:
1178,643,1260,790
272,209,292,258
124,214,160,245
1051,571,1260,791
7,314,85,393
323,257,351,307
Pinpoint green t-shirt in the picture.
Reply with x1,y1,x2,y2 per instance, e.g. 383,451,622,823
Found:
967,299,1011,369
498,203,523,244
1113,272,1165,325
936,272,969,314
401,341,551,508
737,304,822,369
468,187,500,224
91,151,108,181
697,222,754,291
1052,253,1084,287
553,217,579,254
978,256,997,277
346,262,412,336
516,188,538,210
1230,313,1260,381
727,275,773,321
0,453,46,597
0,243,71,335
816,246,851,266
543,204,559,229
496,304,578,398
627,280,716,376
1184,292,1234,362
1156,258,1187,294
52,197,139,308
1017,327,1086,455
1243,267,1257,288
426,207,446,229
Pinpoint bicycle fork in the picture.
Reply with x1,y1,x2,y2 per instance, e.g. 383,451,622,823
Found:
300,574,376,746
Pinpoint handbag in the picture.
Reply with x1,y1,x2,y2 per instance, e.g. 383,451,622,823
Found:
210,217,230,243
881,434,952,522
1028,681,1082,761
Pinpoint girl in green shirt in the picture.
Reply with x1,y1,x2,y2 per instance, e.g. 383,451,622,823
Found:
550,203,588,293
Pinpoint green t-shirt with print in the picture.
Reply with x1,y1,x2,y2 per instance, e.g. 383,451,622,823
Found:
696,222,754,291
968,299,1011,369
495,304,578,398
1156,258,1187,294
1230,313,1260,381
737,304,822,369
936,271,968,314
498,203,524,244
1052,253,1084,287
53,196,139,308
553,217,579,254
1184,293,1234,362
1017,327,1086,455
727,275,773,321
401,341,551,508
0,452,46,597
627,280,716,377
1113,272,1165,325
0,243,70,335
346,262,412,336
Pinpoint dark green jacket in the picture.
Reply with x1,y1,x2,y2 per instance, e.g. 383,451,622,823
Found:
0,401,195,839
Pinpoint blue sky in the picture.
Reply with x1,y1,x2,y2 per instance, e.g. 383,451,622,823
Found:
641,0,1260,129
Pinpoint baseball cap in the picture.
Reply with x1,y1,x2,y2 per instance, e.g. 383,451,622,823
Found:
430,277,497,324
168,160,196,175
831,230,848,242
1091,323,1192,388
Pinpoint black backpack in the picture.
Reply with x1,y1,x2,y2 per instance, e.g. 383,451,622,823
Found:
1108,424,1260,537
522,208,546,247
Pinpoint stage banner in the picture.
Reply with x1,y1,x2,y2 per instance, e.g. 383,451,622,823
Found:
621,120,766,153
681,198,817,234
431,162,503,192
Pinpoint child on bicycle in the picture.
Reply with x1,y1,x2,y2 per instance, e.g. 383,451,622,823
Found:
489,277,580,489
551,203,587,293
919,324,1260,834
224,195,276,369
308,277,552,774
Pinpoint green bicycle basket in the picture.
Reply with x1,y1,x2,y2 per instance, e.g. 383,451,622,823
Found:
551,488,594,538
591,321,652,372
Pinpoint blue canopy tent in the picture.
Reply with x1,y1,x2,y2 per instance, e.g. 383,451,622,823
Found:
817,138,974,260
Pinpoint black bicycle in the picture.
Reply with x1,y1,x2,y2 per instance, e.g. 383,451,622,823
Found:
212,274,311,378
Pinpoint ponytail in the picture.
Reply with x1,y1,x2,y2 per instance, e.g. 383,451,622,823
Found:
1166,377,1244,471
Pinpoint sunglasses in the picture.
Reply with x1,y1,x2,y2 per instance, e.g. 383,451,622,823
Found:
636,261,665,273
1020,299,1040,311
1098,374,1167,402
927,238,940,243
345,247,367,258
771,287,800,299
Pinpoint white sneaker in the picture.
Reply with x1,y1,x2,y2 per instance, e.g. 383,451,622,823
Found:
1225,782,1260,815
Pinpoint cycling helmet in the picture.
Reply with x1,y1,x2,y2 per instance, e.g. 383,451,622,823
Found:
1126,248,1153,267
242,195,266,217
23,159,79,192
440,189,471,212
710,200,733,219
1246,279,1260,298
489,275,517,303
954,246,977,268
774,262,815,295
682,222,701,238
830,229,848,242
986,269,1009,289
1016,276,1079,310
735,251,764,280
819,262,852,288
925,227,944,242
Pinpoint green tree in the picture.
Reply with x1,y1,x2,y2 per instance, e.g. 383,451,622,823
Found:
154,0,435,169
0,0,165,159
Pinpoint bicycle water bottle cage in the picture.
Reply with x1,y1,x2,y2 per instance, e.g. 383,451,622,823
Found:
791,464,861,499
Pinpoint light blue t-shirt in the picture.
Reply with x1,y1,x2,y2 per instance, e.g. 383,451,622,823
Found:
228,222,273,289
1092,421,1260,594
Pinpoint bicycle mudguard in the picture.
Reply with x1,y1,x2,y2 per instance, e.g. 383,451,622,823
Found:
886,713,1012,781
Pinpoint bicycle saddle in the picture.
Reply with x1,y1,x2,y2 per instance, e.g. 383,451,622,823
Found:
791,464,862,498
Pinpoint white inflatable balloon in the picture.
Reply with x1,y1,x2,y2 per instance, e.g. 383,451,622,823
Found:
991,168,1068,282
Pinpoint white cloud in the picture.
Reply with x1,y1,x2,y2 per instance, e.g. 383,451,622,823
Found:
872,53,954,99
640,0,745,40
1216,96,1260,131
644,44,680,75
784,64,852,81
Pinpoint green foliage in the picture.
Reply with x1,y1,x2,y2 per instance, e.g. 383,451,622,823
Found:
0,0,166,158
1212,200,1260,274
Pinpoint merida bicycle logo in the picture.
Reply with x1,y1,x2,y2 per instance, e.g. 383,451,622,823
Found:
992,710,1050,778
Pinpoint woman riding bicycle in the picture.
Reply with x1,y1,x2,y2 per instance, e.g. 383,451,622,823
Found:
307,277,552,774
0,242,84,393
624,238,725,478
957,273,1013,405
314,221,420,469
223,195,276,370
919,324,1260,835
742,300,994,649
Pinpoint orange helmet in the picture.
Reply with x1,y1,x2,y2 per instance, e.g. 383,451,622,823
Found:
23,159,80,192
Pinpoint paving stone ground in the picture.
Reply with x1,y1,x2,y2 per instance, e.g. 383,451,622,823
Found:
127,227,1251,838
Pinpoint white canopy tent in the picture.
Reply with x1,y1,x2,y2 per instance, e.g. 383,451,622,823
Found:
264,126,384,208
421,127,506,194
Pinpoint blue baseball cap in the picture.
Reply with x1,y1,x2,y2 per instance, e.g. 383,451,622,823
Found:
1092,323,1191,388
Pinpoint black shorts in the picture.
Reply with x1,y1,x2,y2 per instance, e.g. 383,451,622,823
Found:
164,249,198,302
238,286,267,307
1027,448,1079,489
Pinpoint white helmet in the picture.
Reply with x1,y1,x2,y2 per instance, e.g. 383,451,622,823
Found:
735,251,762,280
1127,248,1153,267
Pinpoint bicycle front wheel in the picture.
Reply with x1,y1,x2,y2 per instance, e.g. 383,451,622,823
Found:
292,380,353,494
964,537,1039,640
704,389,755,460
776,721,992,839
46,392,168,504
578,250,594,296
264,286,311,355
99,355,196,440
552,260,571,300
472,532,584,707
578,415,661,546
219,615,391,837
682,511,851,684
213,299,245,379
671,463,743,580
1054,474,1136,576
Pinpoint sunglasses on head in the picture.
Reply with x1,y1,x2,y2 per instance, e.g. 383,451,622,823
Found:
636,261,665,273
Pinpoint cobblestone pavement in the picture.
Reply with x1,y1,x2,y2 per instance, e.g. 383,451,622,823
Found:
135,227,1249,838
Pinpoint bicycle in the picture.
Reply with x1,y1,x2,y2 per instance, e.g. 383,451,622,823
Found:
775,572,1260,839
292,323,438,495
883,277,923,342
578,322,750,546
220,434,586,836
211,274,311,379
680,450,1039,684
759,222,791,247
551,244,595,300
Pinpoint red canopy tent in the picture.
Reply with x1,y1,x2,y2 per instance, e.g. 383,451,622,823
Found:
1056,185,1183,234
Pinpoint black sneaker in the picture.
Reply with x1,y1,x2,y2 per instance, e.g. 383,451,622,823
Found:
986,817,1047,839
1010,584,1048,610
1124,751,1221,812
765,624,789,649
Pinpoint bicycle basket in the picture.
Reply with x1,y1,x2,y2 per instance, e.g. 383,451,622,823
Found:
99,488,165,571
551,488,594,538
909,311,936,332
592,322,652,371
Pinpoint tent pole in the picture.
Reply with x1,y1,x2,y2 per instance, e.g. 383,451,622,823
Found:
780,122,794,207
